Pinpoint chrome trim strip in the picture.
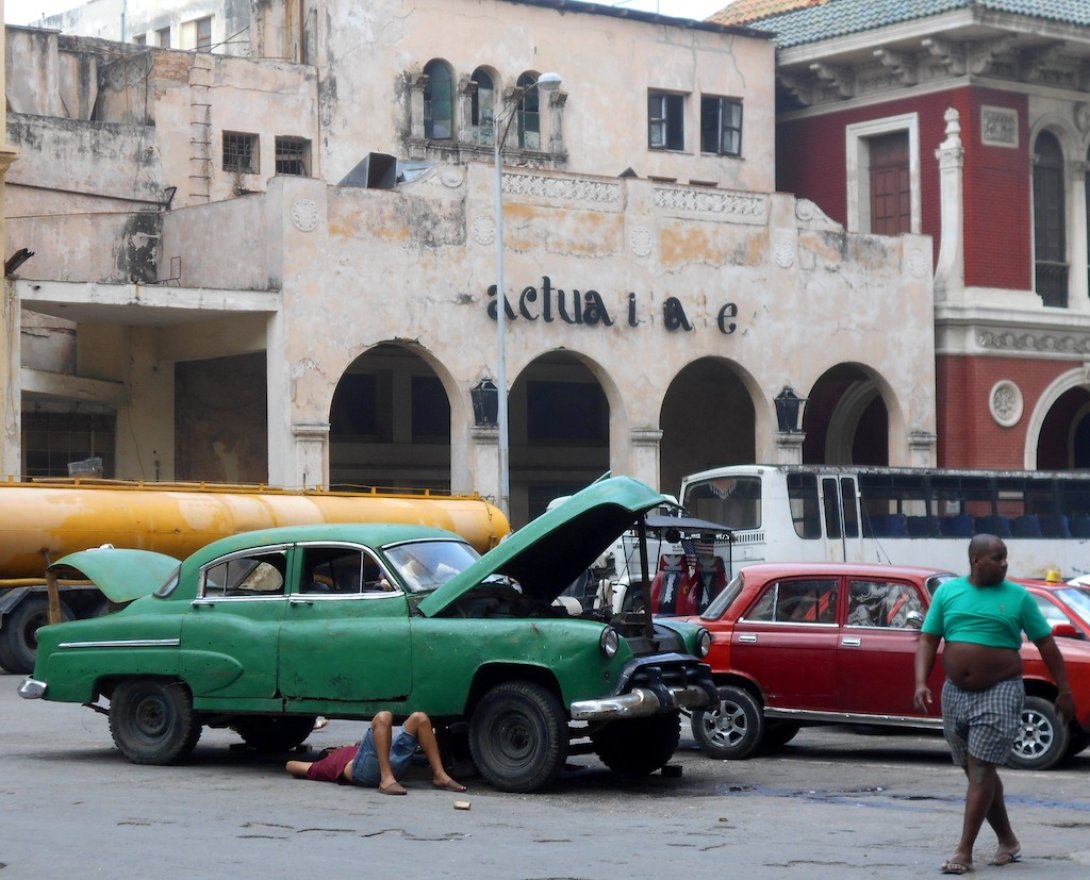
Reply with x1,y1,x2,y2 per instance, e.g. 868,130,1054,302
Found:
763,706,943,730
58,638,181,649
191,596,287,606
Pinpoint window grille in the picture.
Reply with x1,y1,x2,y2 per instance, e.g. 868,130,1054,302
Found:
223,132,258,174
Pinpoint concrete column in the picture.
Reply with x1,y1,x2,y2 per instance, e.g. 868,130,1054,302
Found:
934,107,965,303
545,90,566,157
1067,159,1089,311
775,431,805,464
266,311,294,487
472,425,500,506
908,430,937,468
629,428,663,491
116,326,174,480
0,279,20,479
292,421,330,489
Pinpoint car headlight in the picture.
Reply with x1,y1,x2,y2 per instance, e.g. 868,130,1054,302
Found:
696,628,713,658
599,626,620,659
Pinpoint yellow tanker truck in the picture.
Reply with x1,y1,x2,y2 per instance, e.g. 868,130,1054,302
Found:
0,479,509,674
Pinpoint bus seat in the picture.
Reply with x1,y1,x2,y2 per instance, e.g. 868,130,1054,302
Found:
650,554,687,615
1071,516,1090,539
939,514,974,537
974,515,1011,538
906,515,938,537
1010,515,1042,538
866,514,907,537
1039,513,1071,539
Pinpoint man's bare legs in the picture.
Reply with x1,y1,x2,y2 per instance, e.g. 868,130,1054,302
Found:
946,757,1020,871
370,711,406,794
403,711,466,792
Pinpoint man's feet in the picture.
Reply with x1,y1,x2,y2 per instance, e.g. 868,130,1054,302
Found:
989,849,1021,866
939,862,973,875
432,776,467,793
378,780,407,795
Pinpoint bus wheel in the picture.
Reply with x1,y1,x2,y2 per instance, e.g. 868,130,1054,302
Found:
691,685,764,760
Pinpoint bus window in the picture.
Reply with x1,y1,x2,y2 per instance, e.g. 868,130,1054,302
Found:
787,473,821,539
683,475,762,531
840,478,859,538
858,473,929,536
930,474,995,537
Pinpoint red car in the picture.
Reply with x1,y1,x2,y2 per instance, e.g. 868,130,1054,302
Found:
686,562,1090,771
1019,579,1090,642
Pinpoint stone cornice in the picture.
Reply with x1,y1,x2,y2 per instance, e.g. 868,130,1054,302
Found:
935,301,1090,359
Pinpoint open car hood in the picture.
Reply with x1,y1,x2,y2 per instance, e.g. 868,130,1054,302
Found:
417,475,667,616
48,548,181,604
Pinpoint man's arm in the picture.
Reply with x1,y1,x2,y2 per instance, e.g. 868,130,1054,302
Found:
1033,633,1077,721
913,632,941,711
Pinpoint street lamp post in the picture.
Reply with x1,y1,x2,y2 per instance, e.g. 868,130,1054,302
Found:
493,72,561,518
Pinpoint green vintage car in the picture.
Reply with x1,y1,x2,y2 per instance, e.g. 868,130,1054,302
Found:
19,476,715,792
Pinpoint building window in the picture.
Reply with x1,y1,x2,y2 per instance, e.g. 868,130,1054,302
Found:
423,60,454,139
133,34,146,46
845,113,921,235
516,72,544,150
21,410,115,479
1033,130,1067,307
649,91,685,151
868,131,911,235
471,68,496,146
700,96,742,156
196,16,212,51
275,137,310,176
157,27,170,48
223,132,258,174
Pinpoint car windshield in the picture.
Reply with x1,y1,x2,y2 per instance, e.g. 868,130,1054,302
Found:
1056,587,1090,628
384,540,479,593
700,572,745,621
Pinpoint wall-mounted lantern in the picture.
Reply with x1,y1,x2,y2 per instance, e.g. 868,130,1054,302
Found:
471,379,499,428
774,386,806,433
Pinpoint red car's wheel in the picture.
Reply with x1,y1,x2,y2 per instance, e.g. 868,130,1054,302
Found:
691,684,764,760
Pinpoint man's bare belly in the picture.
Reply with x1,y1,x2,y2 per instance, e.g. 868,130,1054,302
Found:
942,641,1023,690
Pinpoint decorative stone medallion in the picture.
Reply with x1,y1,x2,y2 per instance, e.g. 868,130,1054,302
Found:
629,226,653,258
989,380,1023,427
472,215,496,246
773,230,795,268
290,198,319,233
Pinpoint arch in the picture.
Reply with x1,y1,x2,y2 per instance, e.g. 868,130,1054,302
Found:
470,66,498,145
516,70,543,150
658,357,762,497
1025,366,1090,469
803,364,905,466
423,59,454,139
327,341,466,491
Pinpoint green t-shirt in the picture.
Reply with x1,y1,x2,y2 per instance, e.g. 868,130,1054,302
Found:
922,576,1052,648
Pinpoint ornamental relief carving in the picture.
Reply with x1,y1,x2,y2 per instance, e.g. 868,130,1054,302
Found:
502,172,621,205
653,187,767,221
977,331,1090,354
989,380,1023,428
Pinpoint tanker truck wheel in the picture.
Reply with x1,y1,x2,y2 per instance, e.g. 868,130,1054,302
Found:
0,596,73,674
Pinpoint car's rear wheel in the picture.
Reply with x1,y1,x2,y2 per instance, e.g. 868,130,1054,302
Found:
0,596,74,674
691,684,764,760
109,678,201,765
761,721,801,752
469,681,567,793
232,715,316,753
1007,695,1070,771
592,712,680,776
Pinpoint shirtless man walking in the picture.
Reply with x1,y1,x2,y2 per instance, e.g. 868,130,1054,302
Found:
914,534,1075,875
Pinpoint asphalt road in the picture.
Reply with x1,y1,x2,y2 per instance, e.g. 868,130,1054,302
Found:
3,673,1089,879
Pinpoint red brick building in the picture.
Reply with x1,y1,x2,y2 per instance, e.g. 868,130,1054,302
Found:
715,0,1090,471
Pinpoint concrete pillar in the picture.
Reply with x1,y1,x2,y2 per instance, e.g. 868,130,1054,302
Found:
934,107,965,303
472,425,500,505
775,431,805,464
266,311,294,487
0,279,20,480
116,326,174,480
908,431,937,468
629,428,662,492
292,421,329,489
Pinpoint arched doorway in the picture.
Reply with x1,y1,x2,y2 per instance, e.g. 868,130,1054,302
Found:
328,343,451,491
804,365,889,465
1037,387,1090,469
509,353,609,526
659,358,755,499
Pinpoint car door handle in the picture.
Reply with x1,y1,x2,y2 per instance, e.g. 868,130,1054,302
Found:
289,597,315,606
841,637,861,647
739,634,758,643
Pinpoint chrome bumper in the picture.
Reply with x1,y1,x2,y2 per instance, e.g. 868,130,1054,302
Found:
570,684,710,721
18,678,46,699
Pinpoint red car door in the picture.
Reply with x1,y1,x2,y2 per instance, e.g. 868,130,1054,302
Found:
835,576,943,718
730,576,840,710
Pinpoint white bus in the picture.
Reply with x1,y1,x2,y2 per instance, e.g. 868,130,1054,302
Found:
679,465,1090,581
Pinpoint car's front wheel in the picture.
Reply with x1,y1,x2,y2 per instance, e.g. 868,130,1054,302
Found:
469,681,567,793
691,684,764,760
109,678,202,765
1007,695,1070,771
592,712,680,776
232,715,316,752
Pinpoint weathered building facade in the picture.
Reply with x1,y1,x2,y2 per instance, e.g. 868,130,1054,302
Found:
5,0,935,525
715,0,1090,472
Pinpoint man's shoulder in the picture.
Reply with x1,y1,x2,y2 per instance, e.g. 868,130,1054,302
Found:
934,575,971,597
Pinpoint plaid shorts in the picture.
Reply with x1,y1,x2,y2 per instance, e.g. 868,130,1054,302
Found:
941,676,1024,767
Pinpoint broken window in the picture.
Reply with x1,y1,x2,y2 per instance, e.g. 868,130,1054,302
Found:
223,131,258,174
700,95,742,157
275,137,310,176
471,67,496,145
423,60,454,139
516,72,542,150
157,27,170,48
648,91,685,151
196,16,213,52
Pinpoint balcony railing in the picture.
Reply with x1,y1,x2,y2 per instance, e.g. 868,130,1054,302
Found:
1036,261,1069,308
